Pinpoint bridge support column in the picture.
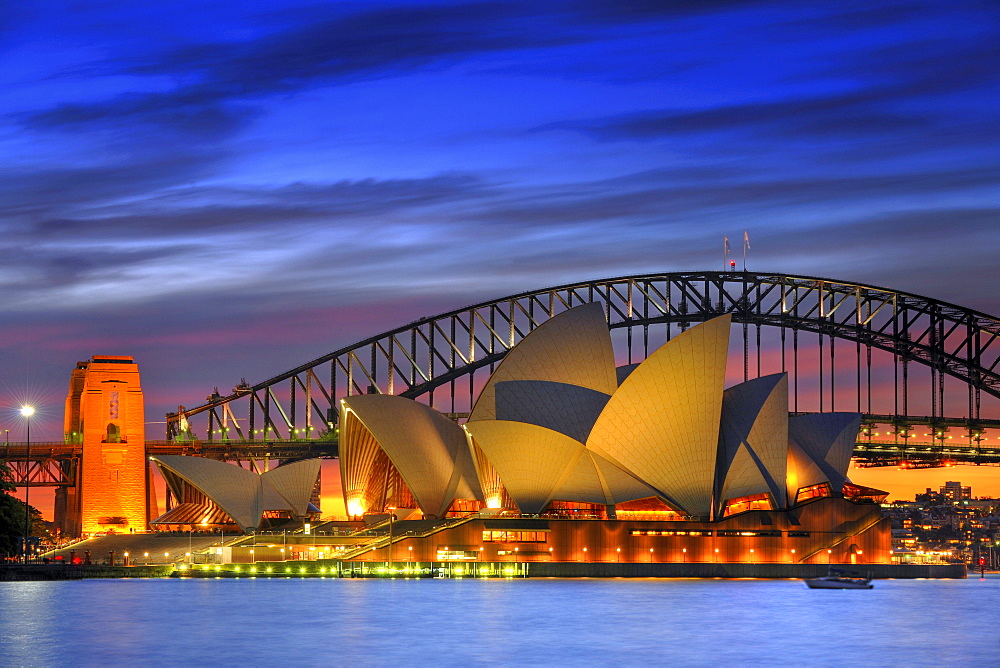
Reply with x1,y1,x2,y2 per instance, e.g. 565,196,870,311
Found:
64,356,147,536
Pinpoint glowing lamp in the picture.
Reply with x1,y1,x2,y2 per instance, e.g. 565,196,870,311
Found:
20,406,35,417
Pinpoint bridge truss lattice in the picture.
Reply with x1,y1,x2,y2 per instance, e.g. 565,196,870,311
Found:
166,271,1000,456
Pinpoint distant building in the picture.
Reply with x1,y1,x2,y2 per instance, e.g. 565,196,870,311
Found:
941,481,972,501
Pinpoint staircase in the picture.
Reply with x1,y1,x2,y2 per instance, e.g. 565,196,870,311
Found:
337,513,481,561
798,512,886,562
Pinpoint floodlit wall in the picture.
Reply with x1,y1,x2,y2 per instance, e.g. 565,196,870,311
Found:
346,497,890,565
63,356,147,535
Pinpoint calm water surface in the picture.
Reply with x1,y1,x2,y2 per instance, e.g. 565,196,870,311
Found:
2,576,998,666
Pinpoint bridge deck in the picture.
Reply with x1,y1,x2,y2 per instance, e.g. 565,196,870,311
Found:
4,431,1000,488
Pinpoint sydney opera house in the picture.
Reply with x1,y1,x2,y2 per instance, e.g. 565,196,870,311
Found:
146,304,889,566
337,305,890,565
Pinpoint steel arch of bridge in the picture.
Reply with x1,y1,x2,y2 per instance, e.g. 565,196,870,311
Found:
166,271,1000,442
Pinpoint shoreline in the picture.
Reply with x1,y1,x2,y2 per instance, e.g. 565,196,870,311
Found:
1,561,967,581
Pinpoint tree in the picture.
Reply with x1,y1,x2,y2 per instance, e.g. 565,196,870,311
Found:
0,459,44,558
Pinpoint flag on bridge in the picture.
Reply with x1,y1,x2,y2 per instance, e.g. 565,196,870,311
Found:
742,230,750,271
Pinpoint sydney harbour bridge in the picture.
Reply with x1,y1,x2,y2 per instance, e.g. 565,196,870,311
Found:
7,270,1000,491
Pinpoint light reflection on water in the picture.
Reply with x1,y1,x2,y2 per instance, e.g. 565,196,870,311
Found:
1,576,998,666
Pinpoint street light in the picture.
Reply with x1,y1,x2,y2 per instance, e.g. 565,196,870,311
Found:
387,507,396,572
20,405,34,564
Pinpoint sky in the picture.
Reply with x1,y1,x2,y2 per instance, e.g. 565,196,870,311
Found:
2,0,999,507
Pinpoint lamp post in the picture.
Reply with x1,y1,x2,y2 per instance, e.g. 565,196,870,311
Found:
20,406,34,564
387,507,396,573
682,548,687,563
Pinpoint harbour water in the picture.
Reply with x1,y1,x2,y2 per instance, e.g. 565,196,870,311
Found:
2,576,998,665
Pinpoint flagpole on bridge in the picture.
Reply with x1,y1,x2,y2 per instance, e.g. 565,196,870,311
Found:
743,230,750,271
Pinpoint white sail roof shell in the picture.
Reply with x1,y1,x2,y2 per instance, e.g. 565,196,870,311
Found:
786,439,829,502
587,315,731,517
465,419,659,513
494,379,609,443
465,419,583,514
151,455,308,532
469,302,618,422
716,374,789,511
342,394,482,517
261,459,322,517
718,443,772,508
788,412,862,492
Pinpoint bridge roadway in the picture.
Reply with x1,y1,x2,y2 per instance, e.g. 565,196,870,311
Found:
3,431,1000,488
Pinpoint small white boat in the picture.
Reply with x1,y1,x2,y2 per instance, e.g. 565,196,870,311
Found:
804,569,873,589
